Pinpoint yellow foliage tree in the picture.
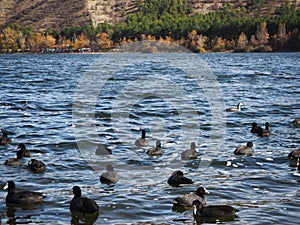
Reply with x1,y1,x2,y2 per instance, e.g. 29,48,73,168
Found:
73,33,90,50
1,27,20,52
256,22,269,45
97,32,111,51
28,33,45,52
18,33,26,52
212,37,225,51
237,32,248,48
44,34,56,48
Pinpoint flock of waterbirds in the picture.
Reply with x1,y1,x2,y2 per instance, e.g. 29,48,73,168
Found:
0,104,299,224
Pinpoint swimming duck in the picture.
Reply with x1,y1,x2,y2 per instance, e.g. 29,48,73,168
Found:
95,143,112,155
0,131,12,145
293,119,300,128
70,186,99,214
192,200,238,223
135,129,148,147
4,150,23,166
250,122,260,134
288,149,300,159
181,142,198,160
167,170,194,187
234,142,254,156
226,103,243,112
100,165,119,184
146,140,163,156
17,143,31,157
173,187,209,208
3,181,45,205
258,122,271,137
28,159,46,173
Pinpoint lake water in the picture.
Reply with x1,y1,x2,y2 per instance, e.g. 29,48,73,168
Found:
0,51,299,225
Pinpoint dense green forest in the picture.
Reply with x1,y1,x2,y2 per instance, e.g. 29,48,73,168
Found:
1,0,300,53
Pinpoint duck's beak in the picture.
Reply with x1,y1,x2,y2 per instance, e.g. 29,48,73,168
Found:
3,183,8,190
204,187,210,194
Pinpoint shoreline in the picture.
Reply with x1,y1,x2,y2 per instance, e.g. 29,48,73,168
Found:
1,50,300,55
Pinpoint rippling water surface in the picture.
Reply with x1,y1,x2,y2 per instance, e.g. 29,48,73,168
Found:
0,52,299,225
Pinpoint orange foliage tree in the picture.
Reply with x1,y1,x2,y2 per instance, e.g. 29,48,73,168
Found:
96,32,111,51
73,33,90,50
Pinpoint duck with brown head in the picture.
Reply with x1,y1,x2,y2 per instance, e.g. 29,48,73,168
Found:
17,143,31,157
28,159,46,173
258,122,271,137
146,140,163,156
293,119,300,128
234,142,254,156
0,131,12,145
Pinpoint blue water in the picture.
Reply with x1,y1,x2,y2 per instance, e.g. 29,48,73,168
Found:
0,52,299,225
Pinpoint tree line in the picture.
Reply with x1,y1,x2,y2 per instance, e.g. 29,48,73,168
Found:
1,1,300,53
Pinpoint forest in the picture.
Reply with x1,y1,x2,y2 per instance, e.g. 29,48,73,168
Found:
0,0,300,53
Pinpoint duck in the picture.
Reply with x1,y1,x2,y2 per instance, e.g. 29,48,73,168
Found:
297,159,300,170
4,150,23,166
70,186,99,214
95,143,112,155
192,200,238,222
146,140,163,156
181,142,198,160
100,165,119,184
288,149,300,159
258,122,271,137
3,181,45,205
234,142,254,156
173,187,210,208
0,131,12,145
293,119,300,128
226,103,243,112
167,170,194,187
135,129,148,147
250,122,260,134
28,159,46,173
17,143,31,157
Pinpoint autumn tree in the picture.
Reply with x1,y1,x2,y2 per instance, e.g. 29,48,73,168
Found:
276,22,289,50
73,33,90,50
0,27,20,52
44,34,56,48
18,33,26,52
256,22,269,45
237,32,248,48
28,32,55,52
212,37,225,51
97,32,111,51
28,33,43,52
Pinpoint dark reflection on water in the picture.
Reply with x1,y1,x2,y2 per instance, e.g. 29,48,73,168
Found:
0,53,300,224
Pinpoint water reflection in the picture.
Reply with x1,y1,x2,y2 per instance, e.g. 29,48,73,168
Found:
70,211,99,225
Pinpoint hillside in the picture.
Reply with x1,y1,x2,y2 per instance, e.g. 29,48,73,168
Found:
1,0,300,30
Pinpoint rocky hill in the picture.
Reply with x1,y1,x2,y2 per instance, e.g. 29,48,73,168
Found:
1,0,300,30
